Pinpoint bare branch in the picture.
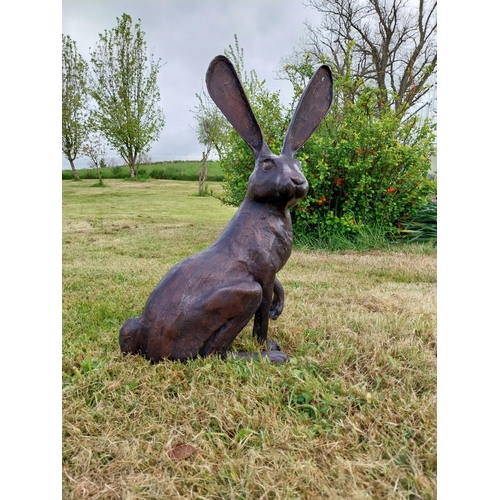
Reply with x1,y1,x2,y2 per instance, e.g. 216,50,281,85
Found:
299,0,436,113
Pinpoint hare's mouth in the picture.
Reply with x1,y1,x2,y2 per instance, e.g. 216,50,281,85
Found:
283,182,308,208
279,180,308,200
294,182,308,200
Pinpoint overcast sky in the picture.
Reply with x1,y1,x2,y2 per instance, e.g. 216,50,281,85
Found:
62,0,323,168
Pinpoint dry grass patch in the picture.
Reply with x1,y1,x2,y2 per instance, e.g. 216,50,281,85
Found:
63,179,436,499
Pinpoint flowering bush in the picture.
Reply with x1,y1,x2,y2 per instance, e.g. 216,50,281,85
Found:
290,73,436,239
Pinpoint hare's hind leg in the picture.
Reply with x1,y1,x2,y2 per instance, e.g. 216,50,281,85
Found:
199,282,263,358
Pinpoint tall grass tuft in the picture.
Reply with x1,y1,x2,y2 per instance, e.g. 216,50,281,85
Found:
398,201,437,246
294,223,428,253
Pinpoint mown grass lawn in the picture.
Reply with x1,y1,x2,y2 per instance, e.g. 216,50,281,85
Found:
62,179,436,499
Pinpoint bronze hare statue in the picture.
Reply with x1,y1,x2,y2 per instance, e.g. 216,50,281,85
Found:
119,55,333,363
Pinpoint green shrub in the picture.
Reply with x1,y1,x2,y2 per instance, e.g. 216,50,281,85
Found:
62,170,76,180
283,51,437,239
62,161,225,182
291,75,436,240
149,168,169,179
109,166,130,178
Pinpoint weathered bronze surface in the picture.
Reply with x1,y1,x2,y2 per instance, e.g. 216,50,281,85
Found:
119,55,333,363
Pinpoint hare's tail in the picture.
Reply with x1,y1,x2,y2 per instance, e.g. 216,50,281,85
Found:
119,317,145,355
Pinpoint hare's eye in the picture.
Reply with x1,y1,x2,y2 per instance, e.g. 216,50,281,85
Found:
262,159,275,171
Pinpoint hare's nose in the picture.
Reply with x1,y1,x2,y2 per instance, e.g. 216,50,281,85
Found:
291,173,306,186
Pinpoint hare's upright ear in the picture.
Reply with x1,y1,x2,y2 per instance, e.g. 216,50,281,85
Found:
206,55,268,159
282,65,333,156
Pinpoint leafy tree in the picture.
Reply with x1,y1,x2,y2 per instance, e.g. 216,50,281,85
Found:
193,88,230,160
191,36,252,165
82,132,107,183
62,34,89,181
89,13,165,178
282,0,437,115
192,88,230,195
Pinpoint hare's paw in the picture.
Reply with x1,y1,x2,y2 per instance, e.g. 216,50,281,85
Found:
229,350,287,363
266,339,281,351
261,350,288,363
270,278,285,320
269,301,283,320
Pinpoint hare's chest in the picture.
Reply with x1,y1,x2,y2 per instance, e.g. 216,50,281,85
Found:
259,216,293,268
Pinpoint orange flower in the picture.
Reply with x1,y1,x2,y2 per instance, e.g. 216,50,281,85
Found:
387,187,397,194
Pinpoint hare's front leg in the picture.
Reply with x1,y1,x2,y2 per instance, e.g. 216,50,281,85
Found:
252,285,272,344
251,280,286,360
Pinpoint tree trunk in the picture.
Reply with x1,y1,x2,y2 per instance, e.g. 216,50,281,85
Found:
198,151,208,196
69,158,80,181
128,151,137,178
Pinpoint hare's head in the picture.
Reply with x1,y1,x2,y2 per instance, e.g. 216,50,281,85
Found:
206,56,333,209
